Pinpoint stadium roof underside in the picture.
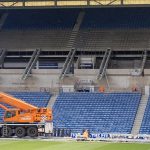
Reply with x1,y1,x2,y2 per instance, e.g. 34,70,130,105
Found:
0,0,150,8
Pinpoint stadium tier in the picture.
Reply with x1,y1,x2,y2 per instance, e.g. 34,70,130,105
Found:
53,92,141,134
0,92,51,122
0,8,150,51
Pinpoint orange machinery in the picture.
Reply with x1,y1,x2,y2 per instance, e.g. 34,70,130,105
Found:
0,92,53,138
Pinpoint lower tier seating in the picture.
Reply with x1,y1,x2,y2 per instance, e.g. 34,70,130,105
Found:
0,92,51,122
53,92,141,134
140,96,150,134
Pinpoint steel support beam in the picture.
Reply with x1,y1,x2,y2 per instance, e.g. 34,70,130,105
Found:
97,49,112,80
22,49,40,80
0,49,7,68
59,48,76,80
140,50,147,75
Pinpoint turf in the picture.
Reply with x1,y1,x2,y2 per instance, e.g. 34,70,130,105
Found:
0,140,150,150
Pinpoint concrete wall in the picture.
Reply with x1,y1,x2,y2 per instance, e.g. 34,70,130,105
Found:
0,69,149,92
0,69,60,91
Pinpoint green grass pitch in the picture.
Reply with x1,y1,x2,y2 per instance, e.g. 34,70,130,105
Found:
0,140,150,150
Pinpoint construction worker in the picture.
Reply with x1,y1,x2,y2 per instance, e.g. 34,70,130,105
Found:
83,130,89,140
99,86,105,92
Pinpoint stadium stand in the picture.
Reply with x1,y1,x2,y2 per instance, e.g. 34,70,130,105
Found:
0,8,150,51
76,29,150,51
77,7,150,51
0,92,51,122
0,9,79,50
81,8,150,29
2,9,78,29
140,96,150,134
0,6,150,137
78,7,150,51
53,92,141,134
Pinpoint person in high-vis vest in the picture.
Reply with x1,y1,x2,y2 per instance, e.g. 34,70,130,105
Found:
83,130,89,140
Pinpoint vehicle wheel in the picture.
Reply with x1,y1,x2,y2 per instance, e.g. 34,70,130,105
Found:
27,127,38,137
1,126,13,137
15,127,26,138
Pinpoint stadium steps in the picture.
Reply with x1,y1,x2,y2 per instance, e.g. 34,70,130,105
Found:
67,11,85,49
131,94,149,135
47,95,58,109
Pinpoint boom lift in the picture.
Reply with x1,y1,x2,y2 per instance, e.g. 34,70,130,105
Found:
0,92,53,138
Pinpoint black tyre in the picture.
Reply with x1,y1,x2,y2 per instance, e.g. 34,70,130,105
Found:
27,127,38,137
1,126,13,137
15,127,26,138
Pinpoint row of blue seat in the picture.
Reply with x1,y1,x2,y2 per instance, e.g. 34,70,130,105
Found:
53,92,141,133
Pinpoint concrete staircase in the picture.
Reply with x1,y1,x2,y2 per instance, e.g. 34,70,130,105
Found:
66,11,85,49
131,94,149,135
47,95,58,108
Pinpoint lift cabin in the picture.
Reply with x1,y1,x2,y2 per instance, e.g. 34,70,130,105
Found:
0,92,53,138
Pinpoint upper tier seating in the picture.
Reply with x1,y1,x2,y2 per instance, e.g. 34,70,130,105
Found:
0,9,78,50
0,8,150,51
0,30,71,50
53,92,141,134
81,8,150,29
0,92,51,122
140,96,150,134
2,9,79,29
77,7,150,51
76,29,150,51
